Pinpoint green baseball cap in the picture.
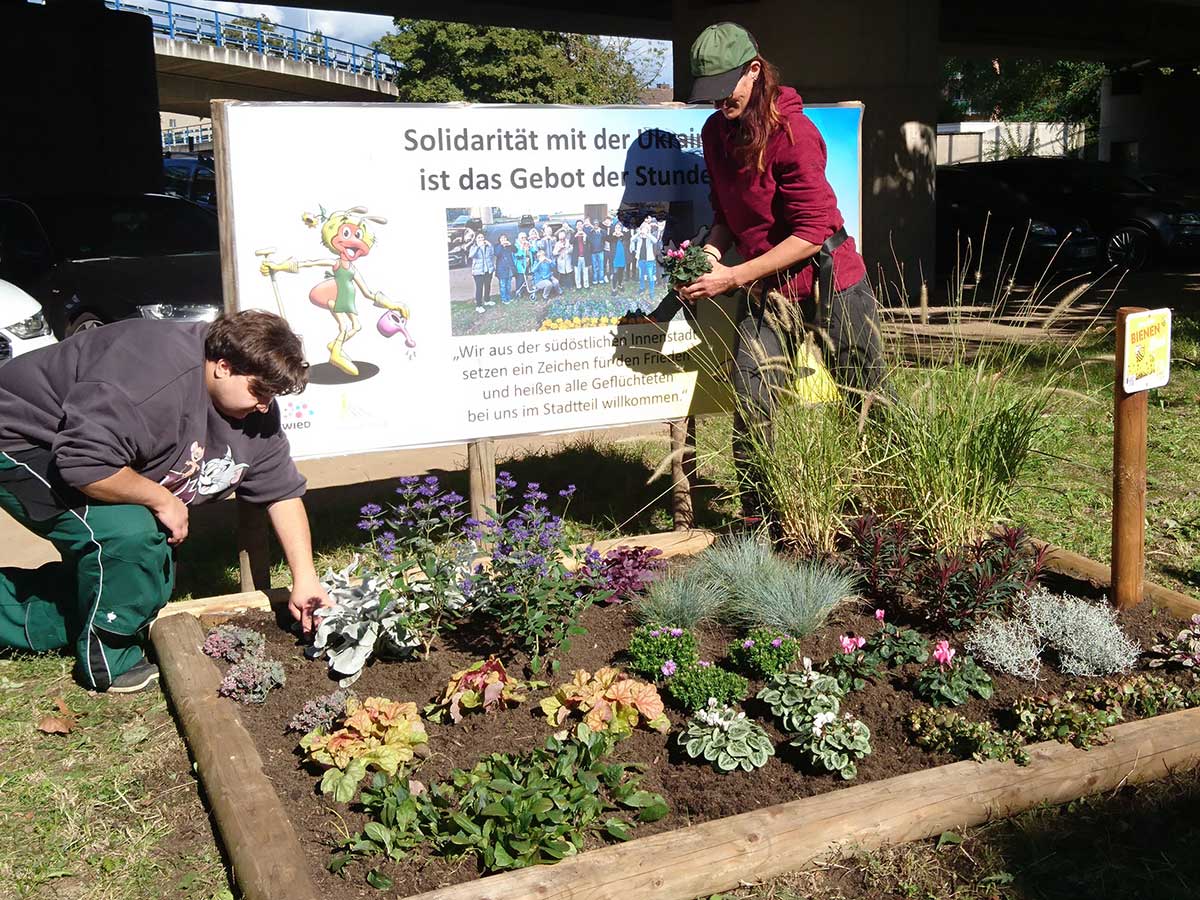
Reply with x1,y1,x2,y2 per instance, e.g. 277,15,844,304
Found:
688,22,759,103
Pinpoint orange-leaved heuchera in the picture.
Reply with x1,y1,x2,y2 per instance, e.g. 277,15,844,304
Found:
540,667,669,736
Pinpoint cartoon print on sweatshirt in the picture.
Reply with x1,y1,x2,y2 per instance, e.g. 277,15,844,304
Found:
256,205,415,379
160,445,249,504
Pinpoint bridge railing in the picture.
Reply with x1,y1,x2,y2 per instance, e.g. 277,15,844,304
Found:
105,0,400,82
162,122,214,149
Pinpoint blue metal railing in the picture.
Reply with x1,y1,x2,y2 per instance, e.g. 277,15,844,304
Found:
103,0,399,82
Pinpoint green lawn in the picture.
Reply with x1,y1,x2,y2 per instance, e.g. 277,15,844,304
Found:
2,302,1198,900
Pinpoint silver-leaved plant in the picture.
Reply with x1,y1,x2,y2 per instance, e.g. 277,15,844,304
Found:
677,699,775,772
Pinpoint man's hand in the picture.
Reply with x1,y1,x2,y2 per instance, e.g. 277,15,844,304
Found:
680,259,741,303
153,493,190,545
288,577,332,636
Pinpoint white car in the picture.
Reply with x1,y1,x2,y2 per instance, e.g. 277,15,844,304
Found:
0,278,56,366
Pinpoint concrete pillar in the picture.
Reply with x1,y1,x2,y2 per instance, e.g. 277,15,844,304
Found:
1100,69,1200,173
0,3,161,196
672,0,939,301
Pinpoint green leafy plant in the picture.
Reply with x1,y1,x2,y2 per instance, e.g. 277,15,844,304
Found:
424,658,535,724
626,625,700,681
1146,614,1200,671
1078,673,1200,719
727,629,800,678
664,662,749,713
346,724,666,872
866,615,930,668
677,699,775,773
842,515,925,604
300,696,428,803
790,711,872,780
1010,693,1122,750
660,240,712,287
914,641,994,707
540,667,670,735
907,706,1030,766
756,660,845,733
823,634,881,692
217,654,285,704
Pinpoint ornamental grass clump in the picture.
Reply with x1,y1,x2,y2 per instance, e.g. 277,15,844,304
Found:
424,657,534,724
695,533,856,636
540,667,670,736
300,696,428,803
202,625,265,663
737,396,865,557
664,662,749,712
677,699,775,773
914,641,994,707
626,625,699,681
634,566,727,629
727,629,800,678
968,587,1140,679
218,654,285,704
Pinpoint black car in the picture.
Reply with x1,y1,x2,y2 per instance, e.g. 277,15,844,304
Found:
957,159,1200,271
0,193,221,337
936,165,1100,281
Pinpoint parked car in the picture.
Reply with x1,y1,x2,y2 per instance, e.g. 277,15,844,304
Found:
936,165,1100,281
0,278,56,366
162,156,217,212
0,193,221,337
957,159,1200,271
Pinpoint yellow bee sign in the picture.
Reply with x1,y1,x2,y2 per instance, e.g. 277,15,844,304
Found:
1123,308,1172,393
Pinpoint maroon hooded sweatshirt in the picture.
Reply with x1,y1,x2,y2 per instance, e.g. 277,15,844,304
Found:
702,86,866,300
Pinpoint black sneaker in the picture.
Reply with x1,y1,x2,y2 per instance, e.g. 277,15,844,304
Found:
107,659,160,694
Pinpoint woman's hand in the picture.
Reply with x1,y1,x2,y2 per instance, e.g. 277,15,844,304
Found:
679,260,740,303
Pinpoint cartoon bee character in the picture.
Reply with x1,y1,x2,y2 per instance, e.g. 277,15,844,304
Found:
259,206,410,376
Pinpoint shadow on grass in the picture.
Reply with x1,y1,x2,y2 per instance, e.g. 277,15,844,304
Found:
172,438,735,601
986,771,1200,900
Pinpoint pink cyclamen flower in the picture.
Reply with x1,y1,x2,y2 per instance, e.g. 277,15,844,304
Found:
742,639,755,649
681,240,691,249
875,609,886,621
933,640,956,669
660,660,677,677
839,634,867,654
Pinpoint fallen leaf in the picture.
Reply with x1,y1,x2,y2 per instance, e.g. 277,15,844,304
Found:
37,715,75,735
53,696,73,717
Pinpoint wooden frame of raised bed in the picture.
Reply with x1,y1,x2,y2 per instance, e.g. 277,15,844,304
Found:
151,530,1200,900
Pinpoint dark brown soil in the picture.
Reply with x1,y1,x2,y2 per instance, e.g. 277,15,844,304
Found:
215,588,1185,900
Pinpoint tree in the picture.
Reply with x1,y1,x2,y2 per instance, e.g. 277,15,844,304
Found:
373,20,665,104
941,57,1107,127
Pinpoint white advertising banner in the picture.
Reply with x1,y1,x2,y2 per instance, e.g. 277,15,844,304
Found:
217,101,863,459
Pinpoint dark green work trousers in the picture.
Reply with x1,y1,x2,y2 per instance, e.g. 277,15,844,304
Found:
0,451,174,691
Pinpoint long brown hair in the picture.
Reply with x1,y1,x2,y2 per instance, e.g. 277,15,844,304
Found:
732,55,792,173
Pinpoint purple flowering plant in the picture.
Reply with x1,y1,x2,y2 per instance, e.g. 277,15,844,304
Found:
626,623,699,681
463,474,604,674
727,628,800,678
353,474,472,657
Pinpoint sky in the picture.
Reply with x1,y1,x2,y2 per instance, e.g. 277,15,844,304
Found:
206,2,673,85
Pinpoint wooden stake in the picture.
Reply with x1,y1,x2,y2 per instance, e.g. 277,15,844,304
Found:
1113,306,1149,609
669,418,695,530
236,499,272,592
151,614,319,900
467,439,497,523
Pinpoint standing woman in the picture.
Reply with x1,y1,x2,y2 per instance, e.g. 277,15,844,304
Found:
554,228,574,289
679,23,886,510
468,232,495,313
609,222,628,295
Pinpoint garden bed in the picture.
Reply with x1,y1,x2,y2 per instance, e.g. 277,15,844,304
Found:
196,574,1192,900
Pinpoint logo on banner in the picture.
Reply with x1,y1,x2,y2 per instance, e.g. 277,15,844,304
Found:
282,400,317,431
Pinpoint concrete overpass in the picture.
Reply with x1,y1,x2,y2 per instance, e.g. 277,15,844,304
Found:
106,0,399,116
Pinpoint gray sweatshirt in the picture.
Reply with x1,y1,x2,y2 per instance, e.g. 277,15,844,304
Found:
0,320,305,512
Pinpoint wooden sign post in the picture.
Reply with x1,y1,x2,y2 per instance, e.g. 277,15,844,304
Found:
467,438,497,524
1112,306,1172,610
